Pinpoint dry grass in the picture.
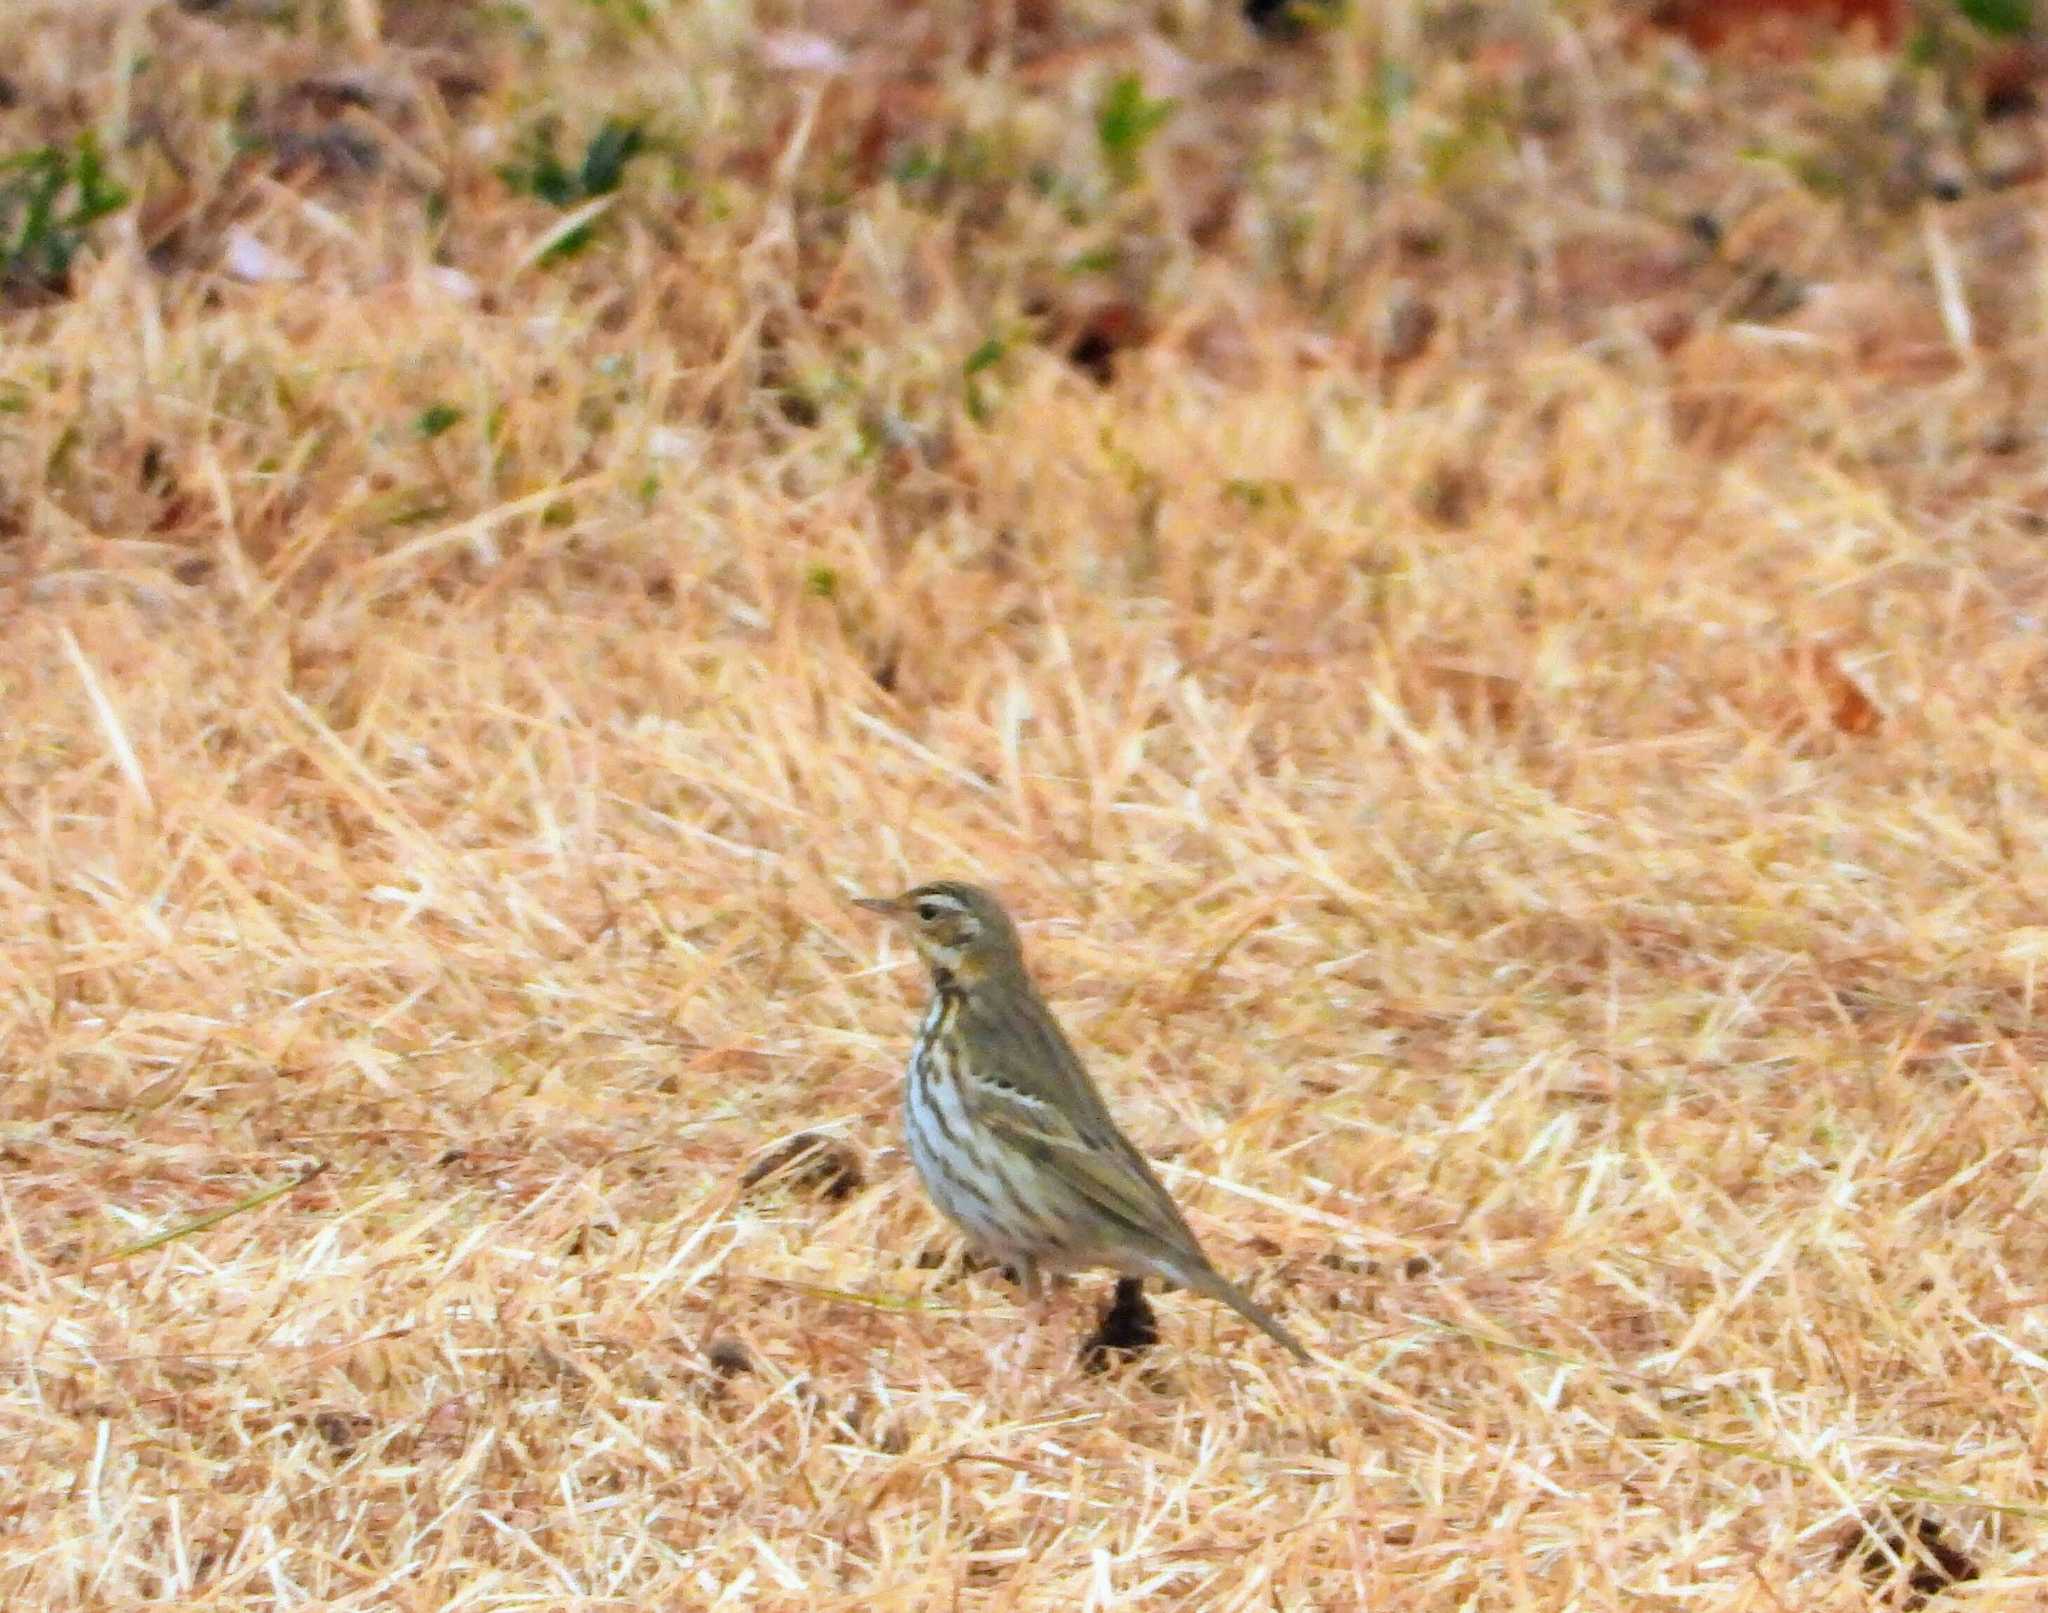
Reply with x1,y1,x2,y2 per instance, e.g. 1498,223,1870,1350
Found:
4,0,2048,1606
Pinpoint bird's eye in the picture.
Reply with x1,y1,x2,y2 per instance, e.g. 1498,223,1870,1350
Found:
915,900,941,922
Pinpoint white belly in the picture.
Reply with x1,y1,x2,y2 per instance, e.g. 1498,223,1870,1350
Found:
902,1001,1031,1262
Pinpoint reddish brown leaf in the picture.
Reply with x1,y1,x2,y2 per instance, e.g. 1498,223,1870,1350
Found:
1784,642,1883,737
1410,660,1524,728
1648,0,1907,55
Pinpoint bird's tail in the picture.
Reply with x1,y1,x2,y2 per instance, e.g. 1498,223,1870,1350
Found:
1169,1257,1311,1362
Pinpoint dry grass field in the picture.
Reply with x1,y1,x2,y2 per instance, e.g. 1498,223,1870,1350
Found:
5,0,2048,1606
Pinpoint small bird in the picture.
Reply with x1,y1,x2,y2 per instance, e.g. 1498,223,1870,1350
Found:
855,880,1309,1360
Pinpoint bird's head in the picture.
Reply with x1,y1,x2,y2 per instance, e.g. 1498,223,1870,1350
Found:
853,880,1024,987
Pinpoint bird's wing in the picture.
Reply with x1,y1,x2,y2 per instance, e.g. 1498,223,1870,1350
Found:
959,984,1210,1258
957,977,1131,1140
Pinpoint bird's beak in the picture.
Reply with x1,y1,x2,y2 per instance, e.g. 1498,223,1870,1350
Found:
852,895,905,918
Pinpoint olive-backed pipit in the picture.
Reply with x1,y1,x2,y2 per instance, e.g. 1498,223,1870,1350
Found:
856,880,1308,1360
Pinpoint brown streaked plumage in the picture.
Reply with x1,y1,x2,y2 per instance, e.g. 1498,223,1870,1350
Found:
855,880,1309,1360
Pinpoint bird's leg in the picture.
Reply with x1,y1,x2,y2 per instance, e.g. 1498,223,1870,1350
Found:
977,1257,1055,1379
1016,1258,1076,1345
